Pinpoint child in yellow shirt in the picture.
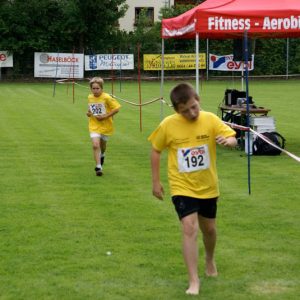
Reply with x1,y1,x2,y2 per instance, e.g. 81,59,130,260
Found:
86,77,121,176
148,83,237,295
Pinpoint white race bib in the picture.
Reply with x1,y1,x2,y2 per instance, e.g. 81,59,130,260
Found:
177,145,210,173
89,103,106,116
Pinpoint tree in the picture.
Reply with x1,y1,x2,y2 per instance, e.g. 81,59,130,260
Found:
0,0,128,76
127,4,203,57
129,8,161,52
59,0,128,52
0,0,65,52
0,0,128,53
1,0,299,78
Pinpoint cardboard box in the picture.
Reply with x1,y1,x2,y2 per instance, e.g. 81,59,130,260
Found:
250,116,276,133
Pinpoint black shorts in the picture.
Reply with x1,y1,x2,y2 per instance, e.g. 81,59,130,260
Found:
172,195,218,220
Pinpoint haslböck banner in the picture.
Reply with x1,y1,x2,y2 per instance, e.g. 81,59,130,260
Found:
0,51,13,67
34,52,84,78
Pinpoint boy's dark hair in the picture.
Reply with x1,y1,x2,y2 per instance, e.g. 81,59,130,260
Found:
170,83,200,110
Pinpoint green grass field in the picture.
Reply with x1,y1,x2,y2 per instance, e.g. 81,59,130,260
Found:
0,79,299,299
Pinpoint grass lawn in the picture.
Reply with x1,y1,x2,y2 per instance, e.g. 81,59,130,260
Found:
0,79,299,299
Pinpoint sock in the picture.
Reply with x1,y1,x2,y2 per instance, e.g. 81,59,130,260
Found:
101,154,105,165
96,164,102,169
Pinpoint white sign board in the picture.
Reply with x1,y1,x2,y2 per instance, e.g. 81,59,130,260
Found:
0,51,13,67
209,54,254,71
85,54,134,71
34,52,84,78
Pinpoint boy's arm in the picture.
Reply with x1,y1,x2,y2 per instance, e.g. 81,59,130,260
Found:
86,108,92,117
95,108,120,120
106,108,120,118
216,135,237,147
150,147,164,200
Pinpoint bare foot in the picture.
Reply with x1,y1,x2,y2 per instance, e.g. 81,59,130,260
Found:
205,260,218,277
185,279,200,295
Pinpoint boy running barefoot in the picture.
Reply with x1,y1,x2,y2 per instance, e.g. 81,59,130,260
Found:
148,83,237,295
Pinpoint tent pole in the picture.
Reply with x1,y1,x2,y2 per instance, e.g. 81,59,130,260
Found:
161,38,165,120
286,38,289,80
196,33,199,94
244,31,251,195
137,43,142,132
241,69,244,90
206,38,209,81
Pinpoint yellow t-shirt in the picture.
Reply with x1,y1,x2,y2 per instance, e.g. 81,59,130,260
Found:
148,111,236,199
88,92,121,135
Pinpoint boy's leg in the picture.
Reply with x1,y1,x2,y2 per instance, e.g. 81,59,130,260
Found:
181,212,201,295
92,137,101,165
91,137,102,175
100,138,107,165
198,215,218,277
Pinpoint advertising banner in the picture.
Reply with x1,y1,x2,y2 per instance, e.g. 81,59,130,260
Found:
0,51,13,67
143,53,206,70
34,52,84,78
85,54,134,71
209,54,254,71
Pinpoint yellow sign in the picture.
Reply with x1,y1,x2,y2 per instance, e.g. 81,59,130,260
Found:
143,53,206,70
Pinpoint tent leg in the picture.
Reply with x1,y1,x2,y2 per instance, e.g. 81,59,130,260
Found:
160,38,165,120
206,38,209,81
196,33,199,94
244,31,251,195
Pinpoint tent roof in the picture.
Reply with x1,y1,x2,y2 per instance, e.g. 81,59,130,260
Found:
162,0,300,39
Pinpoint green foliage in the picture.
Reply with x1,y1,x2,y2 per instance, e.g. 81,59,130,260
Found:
255,39,286,74
287,38,300,73
126,4,205,71
129,8,161,53
159,3,196,19
0,0,128,76
0,0,128,53
0,0,64,52
0,1,300,77
59,0,128,52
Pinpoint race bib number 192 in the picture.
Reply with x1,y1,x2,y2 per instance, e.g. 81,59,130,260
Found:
177,145,210,173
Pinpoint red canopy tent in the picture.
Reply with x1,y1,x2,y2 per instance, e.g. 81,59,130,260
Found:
160,0,300,193
162,0,300,39
160,0,300,94
160,0,300,99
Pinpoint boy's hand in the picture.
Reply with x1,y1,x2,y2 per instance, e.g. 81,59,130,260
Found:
216,135,237,147
152,182,164,200
215,135,228,146
86,110,92,117
95,114,107,121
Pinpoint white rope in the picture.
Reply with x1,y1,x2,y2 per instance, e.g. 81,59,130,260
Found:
109,94,162,106
56,78,71,83
74,82,89,89
56,79,174,108
160,99,173,108
110,94,173,108
250,128,300,163
224,121,300,163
